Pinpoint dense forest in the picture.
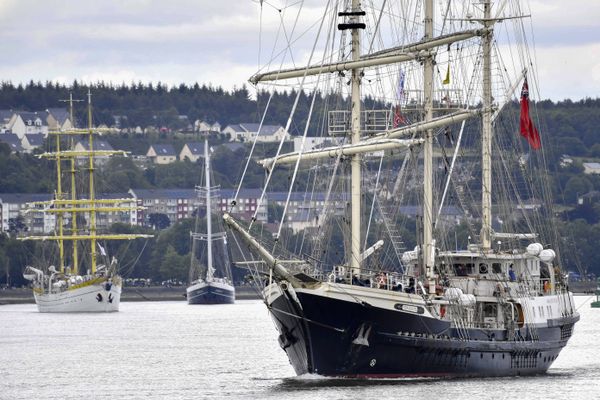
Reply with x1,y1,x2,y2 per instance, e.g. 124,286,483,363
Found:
1,82,600,285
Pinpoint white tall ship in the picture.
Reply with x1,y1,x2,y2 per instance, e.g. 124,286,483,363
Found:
224,0,579,377
186,137,235,305
22,92,151,313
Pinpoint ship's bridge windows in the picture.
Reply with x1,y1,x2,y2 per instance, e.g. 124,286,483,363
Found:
466,263,474,274
483,303,497,317
454,263,467,276
492,263,502,273
454,263,474,276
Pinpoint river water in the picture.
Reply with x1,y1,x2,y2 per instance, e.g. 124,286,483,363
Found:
0,296,598,400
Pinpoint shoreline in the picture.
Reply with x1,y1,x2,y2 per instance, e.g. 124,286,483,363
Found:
2,281,595,305
0,286,262,305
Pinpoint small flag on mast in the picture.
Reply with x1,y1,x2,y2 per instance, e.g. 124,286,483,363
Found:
443,65,450,85
393,70,407,128
519,78,541,150
443,44,451,85
393,105,406,128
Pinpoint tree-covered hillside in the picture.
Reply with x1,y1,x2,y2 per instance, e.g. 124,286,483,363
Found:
1,81,600,282
0,80,383,135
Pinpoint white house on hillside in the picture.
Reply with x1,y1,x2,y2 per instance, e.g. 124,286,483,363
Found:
292,136,342,152
45,108,73,131
16,112,48,138
583,162,600,175
21,134,44,153
223,123,289,143
74,139,114,166
194,120,221,133
179,142,205,162
147,144,177,164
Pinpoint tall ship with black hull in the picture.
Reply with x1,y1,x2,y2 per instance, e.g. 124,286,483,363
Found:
21,92,151,313
186,138,235,304
224,0,579,377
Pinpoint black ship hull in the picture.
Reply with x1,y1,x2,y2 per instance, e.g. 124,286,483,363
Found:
187,282,235,305
267,284,578,377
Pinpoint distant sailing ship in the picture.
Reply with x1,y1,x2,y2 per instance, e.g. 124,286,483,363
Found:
187,138,235,304
224,0,579,377
22,92,151,313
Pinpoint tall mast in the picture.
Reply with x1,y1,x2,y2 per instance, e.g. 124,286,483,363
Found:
423,0,435,293
87,90,98,274
204,138,214,281
349,0,362,276
60,93,83,274
55,126,65,273
481,0,493,251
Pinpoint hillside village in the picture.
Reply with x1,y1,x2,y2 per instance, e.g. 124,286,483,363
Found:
0,107,354,237
2,84,600,285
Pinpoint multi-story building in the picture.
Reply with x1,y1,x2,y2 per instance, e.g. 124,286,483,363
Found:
129,188,268,227
0,192,138,235
0,193,54,234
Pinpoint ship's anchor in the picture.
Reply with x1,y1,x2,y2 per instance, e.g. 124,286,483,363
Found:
108,293,114,303
96,293,103,302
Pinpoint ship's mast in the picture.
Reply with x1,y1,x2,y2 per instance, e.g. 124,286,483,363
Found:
60,93,83,274
349,0,362,276
55,124,65,273
87,90,98,274
204,138,214,281
481,0,493,251
423,0,435,293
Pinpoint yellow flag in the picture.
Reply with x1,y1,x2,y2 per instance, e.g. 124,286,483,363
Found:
443,65,450,85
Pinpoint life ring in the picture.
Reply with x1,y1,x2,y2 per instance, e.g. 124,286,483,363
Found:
440,305,446,318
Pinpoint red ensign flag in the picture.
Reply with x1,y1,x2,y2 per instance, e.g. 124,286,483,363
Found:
519,78,541,150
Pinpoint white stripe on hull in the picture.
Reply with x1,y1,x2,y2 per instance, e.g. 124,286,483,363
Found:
34,283,121,313
187,280,234,294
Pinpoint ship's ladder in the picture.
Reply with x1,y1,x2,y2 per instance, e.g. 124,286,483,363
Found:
378,202,406,269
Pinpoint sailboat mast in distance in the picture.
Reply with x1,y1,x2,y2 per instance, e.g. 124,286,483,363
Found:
186,137,235,304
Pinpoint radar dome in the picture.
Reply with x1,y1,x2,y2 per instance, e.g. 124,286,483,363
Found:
526,243,543,256
539,249,556,263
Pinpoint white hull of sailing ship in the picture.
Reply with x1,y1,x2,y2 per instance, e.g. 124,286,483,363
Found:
186,278,235,305
20,91,151,313
34,278,121,313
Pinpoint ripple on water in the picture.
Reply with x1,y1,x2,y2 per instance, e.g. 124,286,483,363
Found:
1,298,599,400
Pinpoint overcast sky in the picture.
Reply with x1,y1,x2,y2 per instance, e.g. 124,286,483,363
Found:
0,0,597,101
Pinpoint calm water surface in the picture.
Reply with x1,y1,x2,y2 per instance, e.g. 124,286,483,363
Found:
1,297,598,400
